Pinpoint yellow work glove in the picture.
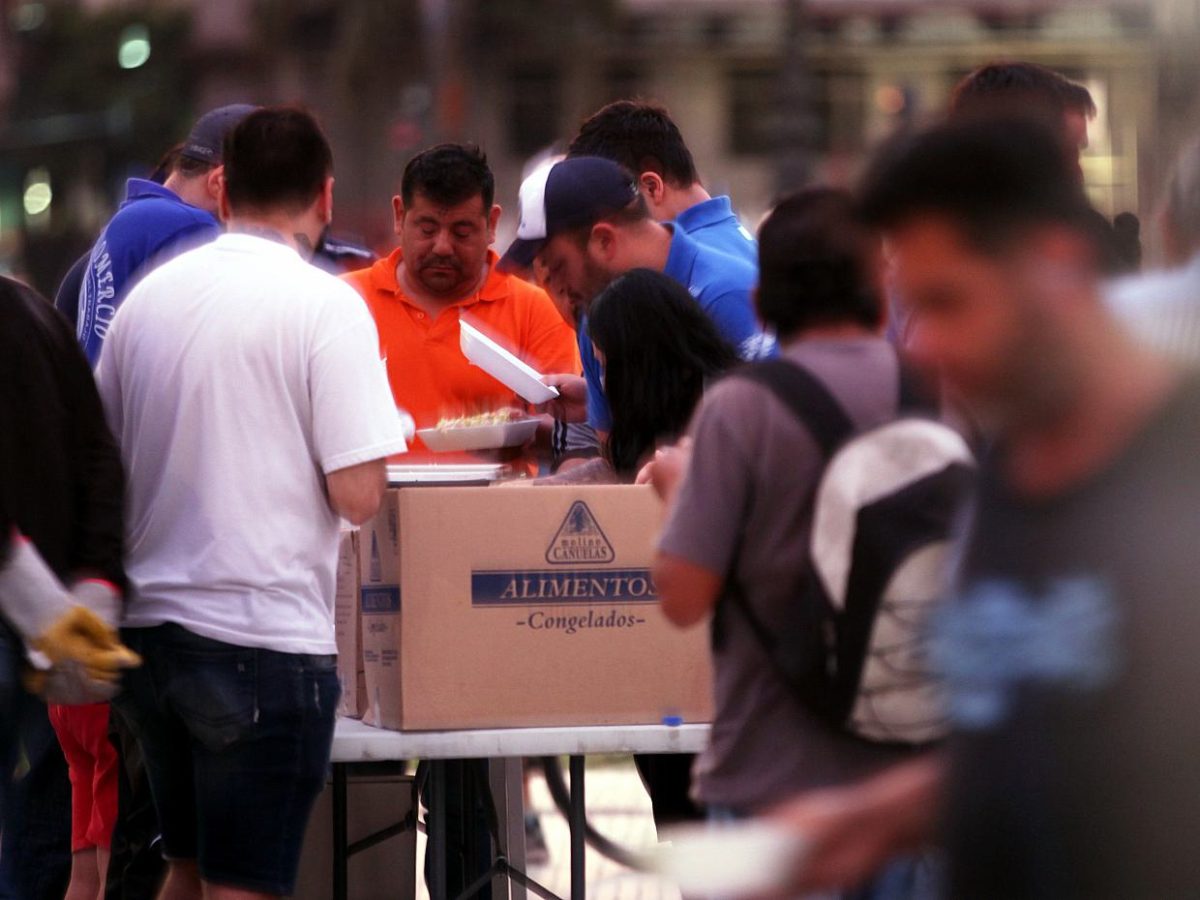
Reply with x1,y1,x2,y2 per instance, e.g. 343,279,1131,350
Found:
32,604,140,680
23,605,141,703
0,535,140,703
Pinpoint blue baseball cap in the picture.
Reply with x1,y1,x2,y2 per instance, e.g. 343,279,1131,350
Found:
180,103,258,165
498,156,639,272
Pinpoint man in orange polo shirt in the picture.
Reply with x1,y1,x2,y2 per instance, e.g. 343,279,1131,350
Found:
343,143,579,469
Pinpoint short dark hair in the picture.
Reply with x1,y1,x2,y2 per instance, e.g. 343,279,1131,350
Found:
223,107,332,213
757,188,883,339
857,115,1097,255
567,100,700,188
950,61,1095,120
1059,79,1098,118
401,143,494,211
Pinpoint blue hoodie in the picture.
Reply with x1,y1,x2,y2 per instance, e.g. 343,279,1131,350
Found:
77,179,221,366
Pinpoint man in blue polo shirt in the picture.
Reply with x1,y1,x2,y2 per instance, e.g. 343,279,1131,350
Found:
76,104,255,366
500,155,770,830
568,99,757,265
499,155,771,436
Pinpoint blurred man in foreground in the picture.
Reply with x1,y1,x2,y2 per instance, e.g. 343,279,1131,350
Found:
771,115,1199,899
98,108,407,900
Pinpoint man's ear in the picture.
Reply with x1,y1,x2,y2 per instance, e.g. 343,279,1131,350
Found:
588,222,619,263
216,177,231,224
391,195,405,236
639,171,667,209
206,165,225,205
487,204,502,245
319,176,335,226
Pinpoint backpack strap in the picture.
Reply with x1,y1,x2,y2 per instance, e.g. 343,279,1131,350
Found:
897,364,938,415
713,359,847,662
737,354,936,443
734,359,855,458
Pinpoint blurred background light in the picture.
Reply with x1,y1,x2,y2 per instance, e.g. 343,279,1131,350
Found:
22,168,52,218
874,84,907,116
117,24,152,70
11,2,46,33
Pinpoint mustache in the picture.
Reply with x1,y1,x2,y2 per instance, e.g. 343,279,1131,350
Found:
420,256,462,271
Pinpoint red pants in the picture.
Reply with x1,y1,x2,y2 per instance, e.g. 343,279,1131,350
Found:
48,703,118,852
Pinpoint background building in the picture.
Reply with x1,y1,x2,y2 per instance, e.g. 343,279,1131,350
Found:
0,0,1196,296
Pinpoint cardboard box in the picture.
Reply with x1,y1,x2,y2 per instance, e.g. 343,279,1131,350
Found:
334,530,368,719
360,497,402,728
358,485,713,731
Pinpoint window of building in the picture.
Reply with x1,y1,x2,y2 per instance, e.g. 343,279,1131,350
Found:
507,65,562,156
600,64,643,105
728,65,831,157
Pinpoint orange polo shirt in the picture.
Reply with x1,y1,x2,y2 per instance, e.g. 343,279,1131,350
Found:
342,248,580,464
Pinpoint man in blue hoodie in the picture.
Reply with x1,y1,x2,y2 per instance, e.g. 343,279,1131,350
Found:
69,104,254,900
76,104,255,366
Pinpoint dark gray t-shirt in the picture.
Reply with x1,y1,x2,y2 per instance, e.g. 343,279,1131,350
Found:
939,376,1200,898
658,337,917,813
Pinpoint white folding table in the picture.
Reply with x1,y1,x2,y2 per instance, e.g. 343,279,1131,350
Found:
329,718,710,900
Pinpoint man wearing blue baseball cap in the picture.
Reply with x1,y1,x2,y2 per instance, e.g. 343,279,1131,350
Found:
500,155,772,433
75,103,257,366
500,155,772,831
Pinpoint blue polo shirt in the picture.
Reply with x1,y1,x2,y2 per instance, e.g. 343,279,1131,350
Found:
77,179,221,366
581,226,773,432
674,195,758,266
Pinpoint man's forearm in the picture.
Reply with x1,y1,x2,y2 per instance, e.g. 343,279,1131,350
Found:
769,753,944,893
534,457,619,486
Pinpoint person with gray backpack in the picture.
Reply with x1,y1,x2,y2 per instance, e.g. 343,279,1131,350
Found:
647,188,972,898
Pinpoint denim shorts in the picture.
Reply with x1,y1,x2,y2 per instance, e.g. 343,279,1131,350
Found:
113,623,339,896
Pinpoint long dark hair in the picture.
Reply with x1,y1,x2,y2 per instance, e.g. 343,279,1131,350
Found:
588,268,739,476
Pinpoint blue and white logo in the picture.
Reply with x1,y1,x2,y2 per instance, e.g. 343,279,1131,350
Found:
929,576,1122,730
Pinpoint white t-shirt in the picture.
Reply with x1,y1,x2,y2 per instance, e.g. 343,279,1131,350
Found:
97,233,408,654
1106,253,1200,365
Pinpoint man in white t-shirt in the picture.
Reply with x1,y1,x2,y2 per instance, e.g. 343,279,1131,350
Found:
96,107,408,900
1107,132,1200,363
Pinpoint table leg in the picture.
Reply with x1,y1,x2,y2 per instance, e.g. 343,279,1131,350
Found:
489,757,528,900
332,763,348,900
569,755,586,900
429,760,448,900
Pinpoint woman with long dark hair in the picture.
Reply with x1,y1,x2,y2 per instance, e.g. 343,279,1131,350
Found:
588,266,740,478
587,266,741,828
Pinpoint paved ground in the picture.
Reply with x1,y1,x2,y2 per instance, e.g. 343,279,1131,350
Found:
417,757,682,900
